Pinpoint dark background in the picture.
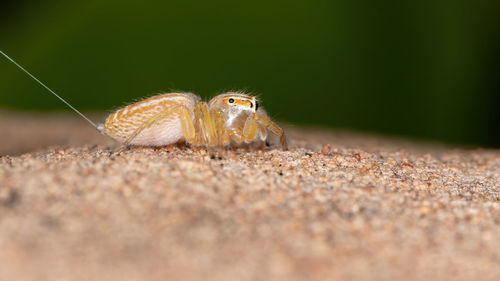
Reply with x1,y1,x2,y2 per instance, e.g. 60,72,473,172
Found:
1,0,499,147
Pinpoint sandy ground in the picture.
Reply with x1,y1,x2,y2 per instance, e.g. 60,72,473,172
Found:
0,111,499,281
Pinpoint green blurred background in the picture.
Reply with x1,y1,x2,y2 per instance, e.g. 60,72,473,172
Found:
1,0,499,147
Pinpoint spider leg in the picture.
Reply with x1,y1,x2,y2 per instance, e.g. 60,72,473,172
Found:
242,113,259,142
194,102,217,146
211,109,229,148
224,114,260,145
228,128,245,143
115,104,195,153
255,114,288,150
258,126,267,141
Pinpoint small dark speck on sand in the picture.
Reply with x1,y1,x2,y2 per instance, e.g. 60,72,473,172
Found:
0,190,19,208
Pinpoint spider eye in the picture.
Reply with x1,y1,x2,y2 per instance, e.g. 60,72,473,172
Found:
228,98,234,104
250,102,253,108
255,101,259,111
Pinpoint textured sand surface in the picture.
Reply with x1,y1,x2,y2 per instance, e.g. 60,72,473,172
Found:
0,112,499,281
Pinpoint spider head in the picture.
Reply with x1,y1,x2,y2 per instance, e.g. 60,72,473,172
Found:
211,92,259,113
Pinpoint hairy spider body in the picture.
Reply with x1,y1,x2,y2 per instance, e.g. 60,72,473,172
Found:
102,92,287,150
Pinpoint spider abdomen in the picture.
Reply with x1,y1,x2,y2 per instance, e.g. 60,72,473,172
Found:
103,93,198,146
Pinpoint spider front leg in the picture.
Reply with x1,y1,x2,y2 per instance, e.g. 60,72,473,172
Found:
194,102,217,146
255,114,288,150
226,114,261,146
211,109,230,148
115,105,196,153
243,113,259,142
225,114,260,146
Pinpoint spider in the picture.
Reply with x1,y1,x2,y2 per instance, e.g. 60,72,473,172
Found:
101,92,288,151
